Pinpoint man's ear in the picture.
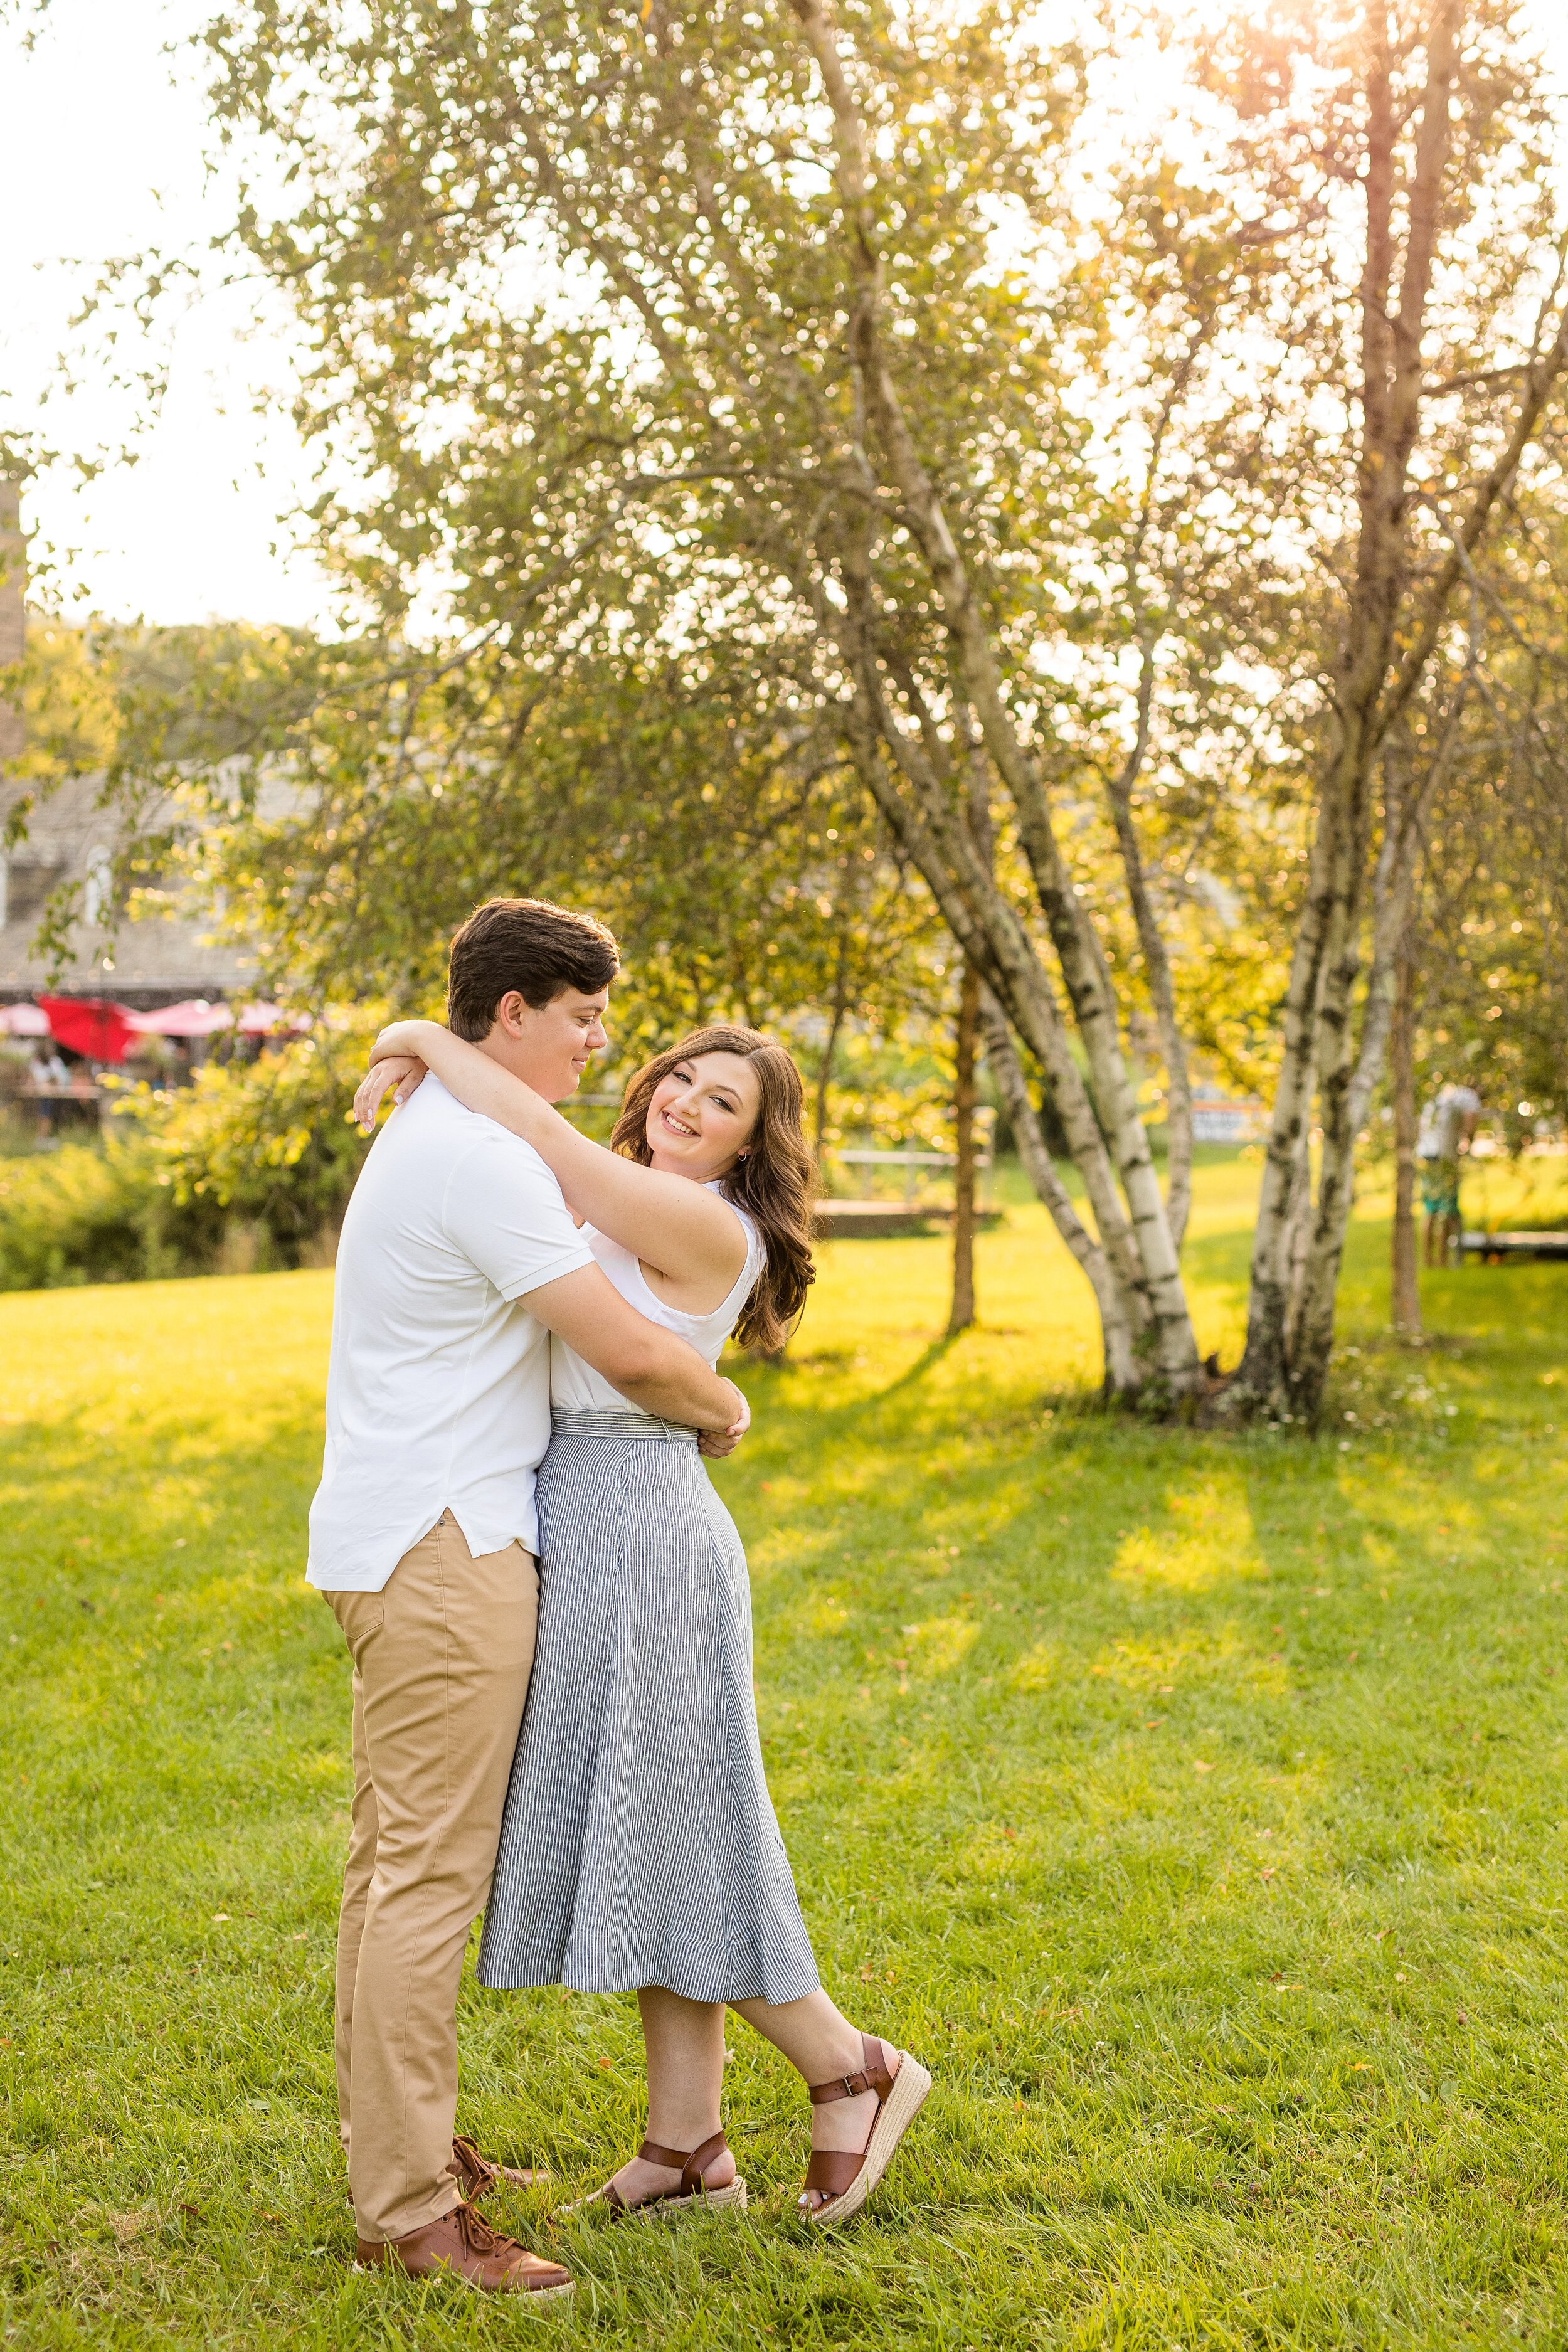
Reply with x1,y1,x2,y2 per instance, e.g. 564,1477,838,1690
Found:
491,990,531,1039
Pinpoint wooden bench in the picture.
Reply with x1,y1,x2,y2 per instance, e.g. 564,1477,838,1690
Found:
1460,1230,1568,1263
813,1200,1005,1240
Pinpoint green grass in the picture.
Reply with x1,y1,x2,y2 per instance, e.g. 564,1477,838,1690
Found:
4,1163,1568,2348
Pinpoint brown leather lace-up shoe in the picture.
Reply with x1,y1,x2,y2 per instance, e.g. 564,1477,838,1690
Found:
356,2202,573,2296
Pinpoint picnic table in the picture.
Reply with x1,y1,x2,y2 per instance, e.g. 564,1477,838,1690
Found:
1460,1230,1568,1263
813,1200,1005,1240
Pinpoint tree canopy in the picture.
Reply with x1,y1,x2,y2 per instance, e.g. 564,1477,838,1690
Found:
11,0,1567,1413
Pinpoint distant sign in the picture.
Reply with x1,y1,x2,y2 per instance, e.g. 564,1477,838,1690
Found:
1190,1095,1265,1144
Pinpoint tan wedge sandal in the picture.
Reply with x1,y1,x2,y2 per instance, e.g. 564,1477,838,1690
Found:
800,2035,931,2227
573,2131,747,2218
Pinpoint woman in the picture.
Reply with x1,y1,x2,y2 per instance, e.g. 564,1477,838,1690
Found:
354,1019,931,2225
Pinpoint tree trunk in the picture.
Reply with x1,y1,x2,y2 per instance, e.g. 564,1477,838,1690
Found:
1229,6,1457,1420
948,956,980,1335
839,672,1157,1353
792,0,1202,1401
980,994,1139,1396
1286,819,1374,1401
1227,798,1341,1415
1293,701,1460,1385
1390,931,1423,1335
813,924,852,1165
1283,1081,1317,1369
1105,641,1195,1251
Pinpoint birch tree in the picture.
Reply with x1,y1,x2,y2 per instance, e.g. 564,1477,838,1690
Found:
135,0,1567,1411
199,0,1258,1399
1211,0,1568,1416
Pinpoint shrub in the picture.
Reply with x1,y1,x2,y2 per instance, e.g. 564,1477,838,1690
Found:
0,1142,163,1291
0,1019,379,1293
114,1023,376,1261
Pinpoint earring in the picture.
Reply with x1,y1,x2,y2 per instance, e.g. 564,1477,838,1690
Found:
738,1150,749,1160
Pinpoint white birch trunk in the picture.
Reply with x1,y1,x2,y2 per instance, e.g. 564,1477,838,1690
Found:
982,995,1139,1396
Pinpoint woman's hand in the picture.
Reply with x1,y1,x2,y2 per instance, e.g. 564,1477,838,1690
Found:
354,1054,426,1135
355,1019,448,1130
369,1017,443,1066
698,1380,751,1459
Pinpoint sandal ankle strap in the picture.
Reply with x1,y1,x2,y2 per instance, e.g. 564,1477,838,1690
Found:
636,2129,729,2193
807,2033,895,2107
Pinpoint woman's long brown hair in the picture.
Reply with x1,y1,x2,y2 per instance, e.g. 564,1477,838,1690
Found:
610,1025,816,1355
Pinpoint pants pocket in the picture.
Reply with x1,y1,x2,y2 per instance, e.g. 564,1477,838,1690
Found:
326,1588,385,1664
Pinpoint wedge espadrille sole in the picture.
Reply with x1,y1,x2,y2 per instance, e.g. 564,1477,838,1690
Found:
633,2176,748,2219
562,2174,748,2218
563,2129,746,2220
807,2052,931,2228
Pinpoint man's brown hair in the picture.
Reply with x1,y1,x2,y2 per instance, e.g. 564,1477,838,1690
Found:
446,898,620,1041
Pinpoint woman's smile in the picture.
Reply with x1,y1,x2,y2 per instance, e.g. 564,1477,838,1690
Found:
645,1051,762,1178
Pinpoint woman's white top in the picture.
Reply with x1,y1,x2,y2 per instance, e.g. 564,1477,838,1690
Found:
549,1184,766,1414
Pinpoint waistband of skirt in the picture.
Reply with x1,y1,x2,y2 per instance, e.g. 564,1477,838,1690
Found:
550,1407,701,1445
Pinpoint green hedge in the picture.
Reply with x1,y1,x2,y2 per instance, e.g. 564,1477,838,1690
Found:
0,1143,168,1291
0,1024,378,1293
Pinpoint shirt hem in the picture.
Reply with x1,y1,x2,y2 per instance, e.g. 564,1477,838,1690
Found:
307,1510,539,1591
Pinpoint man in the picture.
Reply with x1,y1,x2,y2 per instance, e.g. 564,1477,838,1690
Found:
1417,1078,1481,1267
308,898,747,2298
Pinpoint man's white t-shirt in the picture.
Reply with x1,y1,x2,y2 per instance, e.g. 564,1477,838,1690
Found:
307,1074,594,1591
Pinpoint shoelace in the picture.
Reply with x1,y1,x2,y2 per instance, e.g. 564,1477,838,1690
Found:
453,2203,512,2258
451,2134,498,2198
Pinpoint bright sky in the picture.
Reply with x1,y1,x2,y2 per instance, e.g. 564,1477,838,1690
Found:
0,0,327,625
2,0,1565,630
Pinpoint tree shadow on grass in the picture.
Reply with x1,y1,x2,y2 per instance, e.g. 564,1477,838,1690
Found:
0,1398,324,1542
869,1331,965,1405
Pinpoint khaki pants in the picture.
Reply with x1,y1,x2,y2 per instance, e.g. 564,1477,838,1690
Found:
326,1512,539,2242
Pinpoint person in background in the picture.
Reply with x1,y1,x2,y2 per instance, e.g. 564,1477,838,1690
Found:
1416,1079,1481,1266
27,1045,72,1140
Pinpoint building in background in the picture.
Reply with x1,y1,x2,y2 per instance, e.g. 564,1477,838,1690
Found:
0,770,257,1010
0,480,257,1014
0,488,296,1135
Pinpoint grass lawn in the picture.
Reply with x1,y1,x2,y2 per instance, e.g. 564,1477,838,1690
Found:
3,1157,1568,2349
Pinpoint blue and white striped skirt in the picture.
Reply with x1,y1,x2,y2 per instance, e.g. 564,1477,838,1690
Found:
476,1410,820,2005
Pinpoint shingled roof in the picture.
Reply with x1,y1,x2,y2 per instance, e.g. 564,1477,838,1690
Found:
0,484,257,1007
0,771,258,1008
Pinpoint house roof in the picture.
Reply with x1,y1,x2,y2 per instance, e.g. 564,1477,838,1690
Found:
1,486,258,1005
1,770,258,1007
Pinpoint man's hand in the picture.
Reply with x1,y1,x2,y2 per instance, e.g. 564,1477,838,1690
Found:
699,1380,751,1458
354,1054,426,1134
523,1265,746,1433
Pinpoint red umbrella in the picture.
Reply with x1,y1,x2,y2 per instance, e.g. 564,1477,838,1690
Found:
37,995,142,1063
